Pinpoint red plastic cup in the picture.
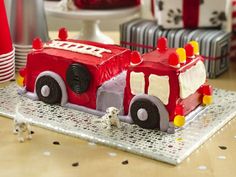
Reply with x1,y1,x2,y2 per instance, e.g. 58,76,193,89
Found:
0,0,13,55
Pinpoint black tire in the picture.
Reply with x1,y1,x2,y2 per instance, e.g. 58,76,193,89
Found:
130,99,160,129
36,76,62,104
66,63,91,94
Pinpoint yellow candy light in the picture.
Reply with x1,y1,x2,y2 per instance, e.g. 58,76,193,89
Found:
16,74,24,87
176,48,186,63
203,95,213,106
174,115,185,127
189,41,199,55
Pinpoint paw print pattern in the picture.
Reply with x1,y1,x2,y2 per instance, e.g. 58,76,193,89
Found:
156,0,163,11
166,9,182,25
209,11,227,26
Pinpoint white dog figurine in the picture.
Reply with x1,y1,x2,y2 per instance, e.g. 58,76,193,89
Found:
101,107,121,129
13,106,32,143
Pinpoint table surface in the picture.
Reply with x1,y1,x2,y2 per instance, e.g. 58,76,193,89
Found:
0,32,236,177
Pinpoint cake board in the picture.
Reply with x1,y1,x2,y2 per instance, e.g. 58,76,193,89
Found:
0,82,236,165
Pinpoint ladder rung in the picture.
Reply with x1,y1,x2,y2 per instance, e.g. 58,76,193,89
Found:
44,40,112,58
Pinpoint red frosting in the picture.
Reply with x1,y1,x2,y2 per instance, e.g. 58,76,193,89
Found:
0,0,13,55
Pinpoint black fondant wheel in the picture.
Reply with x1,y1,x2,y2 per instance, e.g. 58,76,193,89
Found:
36,76,62,104
130,99,160,129
66,63,91,94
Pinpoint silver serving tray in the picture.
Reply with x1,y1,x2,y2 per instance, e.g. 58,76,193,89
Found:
0,82,235,165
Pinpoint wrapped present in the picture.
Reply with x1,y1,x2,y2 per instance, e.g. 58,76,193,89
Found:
73,0,140,9
152,0,230,29
120,19,231,78
232,0,236,33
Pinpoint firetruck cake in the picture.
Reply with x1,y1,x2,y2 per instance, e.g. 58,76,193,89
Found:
17,28,213,133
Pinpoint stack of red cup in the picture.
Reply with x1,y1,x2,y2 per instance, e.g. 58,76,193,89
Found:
0,0,15,83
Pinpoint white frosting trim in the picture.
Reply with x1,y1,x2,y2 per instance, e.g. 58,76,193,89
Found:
148,75,170,105
44,40,111,58
130,72,145,95
179,61,206,99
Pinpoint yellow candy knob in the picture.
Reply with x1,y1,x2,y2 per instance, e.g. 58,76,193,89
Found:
203,95,212,105
189,41,199,55
16,74,24,87
176,48,186,63
174,115,185,127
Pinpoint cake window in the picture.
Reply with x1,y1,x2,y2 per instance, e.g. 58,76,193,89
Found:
148,75,170,105
130,72,145,95
179,61,206,99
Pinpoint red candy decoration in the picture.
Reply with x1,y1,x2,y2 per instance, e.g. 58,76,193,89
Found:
184,44,194,57
58,28,68,41
131,51,142,65
19,68,26,77
157,37,168,52
175,104,184,116
203,85,213,95
32,37,43,50
168,52,179,66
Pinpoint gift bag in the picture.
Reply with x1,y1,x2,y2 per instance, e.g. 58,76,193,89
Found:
153,0,229,29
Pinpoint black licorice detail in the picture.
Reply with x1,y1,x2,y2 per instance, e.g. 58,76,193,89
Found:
130,99,160,129
66,63,91,94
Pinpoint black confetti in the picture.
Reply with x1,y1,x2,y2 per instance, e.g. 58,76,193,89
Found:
122,160,129,165
72,162,79,167
219,146,227,150
53,141,60,145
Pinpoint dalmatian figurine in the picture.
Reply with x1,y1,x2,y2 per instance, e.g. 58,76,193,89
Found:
101,107,121,129
57,0,77,11
13,105,32,143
